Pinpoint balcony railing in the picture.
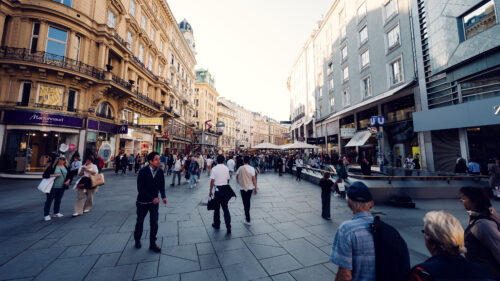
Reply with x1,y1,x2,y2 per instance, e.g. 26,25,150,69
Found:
113,33,128,49
111,74,132,90
131,54,159,81
0,47,105,80
135,90,161,110
34,103,63,110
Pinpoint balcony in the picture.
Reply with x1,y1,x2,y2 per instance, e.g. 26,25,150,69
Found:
113,33,128,50
111,74,132,90
134,90,161,110
0,47,105,80
131,54,159,81
34,103,63,110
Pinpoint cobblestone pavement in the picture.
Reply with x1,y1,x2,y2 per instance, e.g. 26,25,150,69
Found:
0,169,497,281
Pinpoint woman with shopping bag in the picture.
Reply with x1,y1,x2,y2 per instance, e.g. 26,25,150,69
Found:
72,155,99,217
42,155,70,221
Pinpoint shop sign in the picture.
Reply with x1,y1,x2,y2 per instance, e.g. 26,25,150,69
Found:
495,105,500,115
138,117,163,126
59,143,69,153
98,142,113,162
88,119,99,130
307,138,317,144
282,132,290,138
3,110,83,128
327,135,338,143
98,121,128,134
317,137,326,145
69,144,76,151
340,128,356,138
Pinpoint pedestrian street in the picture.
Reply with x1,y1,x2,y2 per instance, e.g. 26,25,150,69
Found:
0,171,497,281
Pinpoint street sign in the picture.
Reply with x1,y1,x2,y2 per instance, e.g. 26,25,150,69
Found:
376,132,384,139
370,116,386,126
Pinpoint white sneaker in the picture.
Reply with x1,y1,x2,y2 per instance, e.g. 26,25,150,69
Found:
241,219,251,226
83,210,90,213
44,215,51,221
53,213,64,218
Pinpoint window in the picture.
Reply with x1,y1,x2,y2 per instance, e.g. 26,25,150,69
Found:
130,0,136,16
463,0,497,39
107,10,116,28
37,84,64,107
159,64,162,76
148,54,153,70
359,25,368,45
133,112,140,124
46,26,68,59
150,28,155,42
171,55,174,64
343,88,350,107
341,45,348,61
139,44,144,62
153,4,157,15
361,76,372,98
357,2,367,22
389,57,403,85
330,97,335,112
387,24,400,49
122,109,133,122
53,0,72,7
19,82,31,106
339,9,346,39
74,35,81,61
329,78,334,91
127,31,133,51
30,23,40,54
342,66,349,82
160,40,164,52
384,0,398,21
97,102,113,118
340,26,347,39
360,49,370,69
319,87,323,98
67,89,77,111
141,15,147,30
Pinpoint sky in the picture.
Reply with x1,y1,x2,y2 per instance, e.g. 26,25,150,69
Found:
167,0,332,122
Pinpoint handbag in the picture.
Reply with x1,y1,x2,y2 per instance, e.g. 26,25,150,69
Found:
207,196,216,211
37,177,55,193
90,173,105,188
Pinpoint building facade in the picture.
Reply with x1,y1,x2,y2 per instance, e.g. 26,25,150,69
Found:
0,0,196,174
193,69,218,154
216,101,236,153
217,97,253,150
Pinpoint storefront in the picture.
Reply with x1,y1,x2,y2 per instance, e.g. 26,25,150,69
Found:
119,128,153,158
340,115,356,159
85,119,127,169
356,107,379,164
1,110,84,173
327,134,339,155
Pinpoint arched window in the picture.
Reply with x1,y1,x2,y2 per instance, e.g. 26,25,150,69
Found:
97,102,114,119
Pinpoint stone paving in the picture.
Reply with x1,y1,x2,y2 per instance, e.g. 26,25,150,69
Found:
0,169,498,281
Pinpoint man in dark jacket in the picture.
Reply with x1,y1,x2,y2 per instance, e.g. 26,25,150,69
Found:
134,152,167,252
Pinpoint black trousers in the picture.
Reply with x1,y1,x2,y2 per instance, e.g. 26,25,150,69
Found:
296,167,302,181
213,192,231,229
321,189,331,218
134,202,159,244
240,190,253,222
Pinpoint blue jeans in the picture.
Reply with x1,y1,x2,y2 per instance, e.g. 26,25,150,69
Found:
189,173,197,187
44,187,65,216
171,171,181,185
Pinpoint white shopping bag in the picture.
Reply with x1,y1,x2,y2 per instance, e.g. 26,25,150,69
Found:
37,177,56,193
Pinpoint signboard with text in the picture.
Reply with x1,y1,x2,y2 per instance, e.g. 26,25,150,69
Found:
138,117,163,126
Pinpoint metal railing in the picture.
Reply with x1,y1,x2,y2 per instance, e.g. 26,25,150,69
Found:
34,103,63,110
131,54,159,81
135,90,161,109
113,33,128,49
0,47,105,80
111,74,132,90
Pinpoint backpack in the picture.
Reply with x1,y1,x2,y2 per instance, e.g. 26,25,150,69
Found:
371,216,410,281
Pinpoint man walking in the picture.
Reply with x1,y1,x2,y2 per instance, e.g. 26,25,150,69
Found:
196,153,204,182
236,156,258,225
188,155,199,189
170,156,182,186
209,155,235,234
134,152,167,253
295,156,303,181
227,155,235,179
330,182,375,281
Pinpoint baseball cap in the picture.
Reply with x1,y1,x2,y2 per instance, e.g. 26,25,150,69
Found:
347,181,373,203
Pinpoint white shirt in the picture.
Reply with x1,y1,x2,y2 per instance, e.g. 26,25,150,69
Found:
174,159,182,171
296,159,304,168
78,163,98,177
227,159,235,171
210,164,230,186
206,158,213,167
236,165,256,190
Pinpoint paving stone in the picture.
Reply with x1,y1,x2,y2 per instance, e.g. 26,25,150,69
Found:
83,232,130,255
280,238,329,266
117,240,161,265
140,275,179,281
218,247,256,266
260,255,302,276
243,234,280,247
322,262,338,274
93,253,121,268
178,226,210,244
0,247,65,280
57,228,102,247
222,258,268,281
271,273,296,281
134,261,158,280
196,242,215,255
290,264,335,281
84,264,136,281
157,255,200,276
199,254,220,270
181,268,226,281
212,238,246,253
163,244,198,261
59,245,88,258
267,232,288,243
247,243,287,260
157,221,178,237
34,255,99,281
273,222,311,239
29,238,60,250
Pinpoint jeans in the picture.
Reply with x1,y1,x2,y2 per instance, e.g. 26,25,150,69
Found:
189,173,197,187
171,171,181,185
240,190,253,222
134,202,159,244
321,189,331,218
44,187,65,216
213,192,231,229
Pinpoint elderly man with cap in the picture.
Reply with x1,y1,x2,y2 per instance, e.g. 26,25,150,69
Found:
330,181,375,281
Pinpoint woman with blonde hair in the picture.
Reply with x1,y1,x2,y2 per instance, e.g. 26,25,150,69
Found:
42,155,70,221
408,211,494,281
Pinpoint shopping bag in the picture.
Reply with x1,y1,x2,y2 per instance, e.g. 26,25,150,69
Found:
37,177,55,193
207,196,216,211
90,173,105,188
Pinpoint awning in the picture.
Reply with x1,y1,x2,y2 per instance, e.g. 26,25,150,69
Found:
345,131,372,147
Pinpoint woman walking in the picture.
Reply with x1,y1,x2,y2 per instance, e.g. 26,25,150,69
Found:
334,161,348,196
42,155,70,221
295,156,303,181
134,154,141,174
73,156,99,217
319,172,333,220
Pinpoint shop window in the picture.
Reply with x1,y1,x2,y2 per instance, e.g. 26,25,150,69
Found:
107,10,116,29
463,0,497,40
67,89,77,111
46,26,68,59
97,102,114,119
30,22,40,54
53,0,72,7
386,24,401,51
130,0,136,17
18,82,31,106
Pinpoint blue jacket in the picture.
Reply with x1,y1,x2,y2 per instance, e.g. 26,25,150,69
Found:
136,166,166,203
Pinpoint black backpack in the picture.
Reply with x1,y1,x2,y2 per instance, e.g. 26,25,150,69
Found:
371,216,410,281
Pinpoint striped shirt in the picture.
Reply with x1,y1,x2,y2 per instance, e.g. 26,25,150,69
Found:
330,211,375,281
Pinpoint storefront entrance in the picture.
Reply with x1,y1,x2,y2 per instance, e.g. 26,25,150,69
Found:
467,125,500,173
